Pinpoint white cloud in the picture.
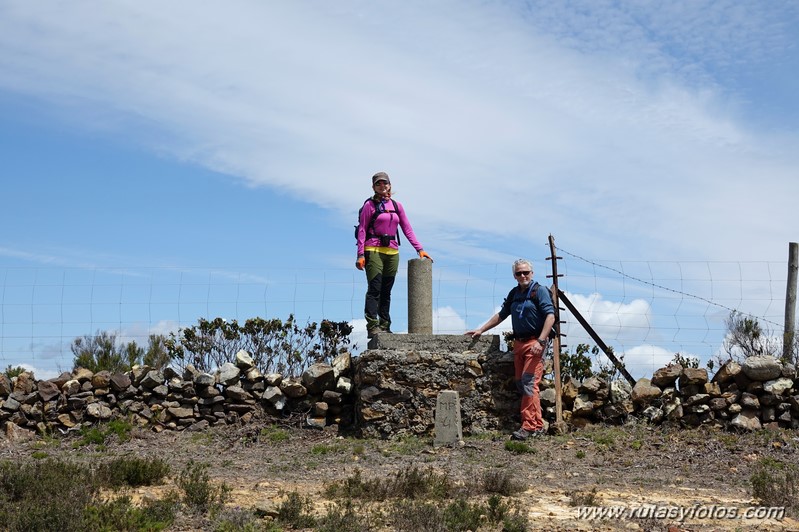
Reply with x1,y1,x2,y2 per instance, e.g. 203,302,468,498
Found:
611,344,678,381
433,306,467,335
1,0,797,266
562,291,652,344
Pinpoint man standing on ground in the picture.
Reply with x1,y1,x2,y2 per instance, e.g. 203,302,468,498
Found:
465,259,555,440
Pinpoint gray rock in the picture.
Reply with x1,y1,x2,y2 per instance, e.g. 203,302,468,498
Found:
651,364,682,388
281,379,308,399
302,363,335,395
572,394,594,416
110,373,132,392
539,387,557,407
631,378,662,405
610,379,632,403
224,385,252,403
740,392,760,409
264,373,283,387
194,373,216,387
262,386,286,410
37,380,60,402
244,367,263,382
217,363,241,386
140,370,164,389
579,376,605,394
1,396,21,412
332,351,352,379
679,367,708,388
712,360,741,384
642,405,664,423
235,350,255,370
763,377,794,396
730,409,762,431
742,356,782,381
86,403,113,420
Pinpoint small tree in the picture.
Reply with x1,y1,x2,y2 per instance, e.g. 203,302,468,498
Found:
143,334,170,369
165,315,352,376
72,331,127,373
4,365,26,378
719,310,782,364
71,331,171,372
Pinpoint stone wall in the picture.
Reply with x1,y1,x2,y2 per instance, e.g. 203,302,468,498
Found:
2,334,798,441
0,350,357,441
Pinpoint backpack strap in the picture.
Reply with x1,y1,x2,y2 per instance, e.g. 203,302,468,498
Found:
365,198,401,246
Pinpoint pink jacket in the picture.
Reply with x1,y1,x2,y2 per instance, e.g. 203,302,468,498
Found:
356,197,424,256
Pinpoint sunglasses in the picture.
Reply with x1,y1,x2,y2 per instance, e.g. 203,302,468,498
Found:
514,270,531,277
374,180,389,186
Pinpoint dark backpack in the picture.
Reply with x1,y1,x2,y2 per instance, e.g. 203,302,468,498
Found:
354,197,401,246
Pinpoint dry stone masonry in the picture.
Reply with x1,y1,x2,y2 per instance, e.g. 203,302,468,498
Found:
2,336,798,441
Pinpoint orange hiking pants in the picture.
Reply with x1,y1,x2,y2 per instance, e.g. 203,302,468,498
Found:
513,337,544,432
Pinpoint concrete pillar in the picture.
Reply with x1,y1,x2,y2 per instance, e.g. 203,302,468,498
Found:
408,258,433,334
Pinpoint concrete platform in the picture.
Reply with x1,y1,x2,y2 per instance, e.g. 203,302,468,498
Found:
366,333,500,354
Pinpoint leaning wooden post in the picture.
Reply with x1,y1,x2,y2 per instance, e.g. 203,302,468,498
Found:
785,242,798,363
547,235,564,426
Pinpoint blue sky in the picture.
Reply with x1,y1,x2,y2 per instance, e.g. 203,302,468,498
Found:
1,1,797,380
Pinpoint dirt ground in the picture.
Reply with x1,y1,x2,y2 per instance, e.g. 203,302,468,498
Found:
3,414,799,531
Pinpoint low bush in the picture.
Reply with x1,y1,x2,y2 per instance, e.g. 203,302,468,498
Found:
97,456,171,487
750,456,799,514
175,460,231,515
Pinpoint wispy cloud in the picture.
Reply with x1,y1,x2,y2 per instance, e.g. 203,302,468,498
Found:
1,1,797,263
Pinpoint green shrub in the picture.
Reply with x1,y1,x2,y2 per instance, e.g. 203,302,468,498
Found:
213,506,273,532
481,469,524,496
260,426,289,443
325,466,454,502
316,499,375,532
277,491,317,529
750,457,799,513
82,494,177,531
97,456,170,487
166,315,352,377
442,498,484,531
0,459,99,532
388,500,446,532
176,460,231,515
504,440,536,454
568,487,599,507
4,365,25,378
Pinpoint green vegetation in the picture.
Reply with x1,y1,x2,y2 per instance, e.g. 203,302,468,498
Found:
0,457,176,532
72,331,170,373
567,486,599,507
321,467,529,531
96,456,170,488
260,426,290,444
73,418,134,449
504,440,536,454
750,456,799,515
175,460,231,515
165,315,352,376
559,343,595,380
4,365,26,378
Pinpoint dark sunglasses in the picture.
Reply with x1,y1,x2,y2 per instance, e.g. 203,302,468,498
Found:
374,180,389,185
514,270,531,277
